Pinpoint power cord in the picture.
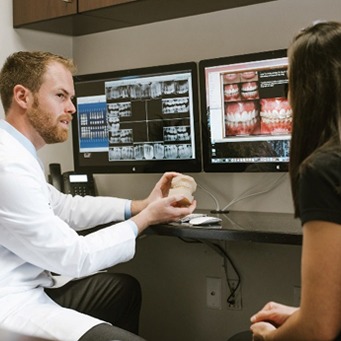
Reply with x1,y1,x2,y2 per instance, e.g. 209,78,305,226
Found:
222,174,286,211
203,241,241,306
176,237,241,305
196,182,220,212
185,174,286,304
196,173,286,214
220,173,286,213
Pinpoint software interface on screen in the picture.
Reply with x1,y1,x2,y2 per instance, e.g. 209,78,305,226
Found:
73,63,201,173
201,50,291,172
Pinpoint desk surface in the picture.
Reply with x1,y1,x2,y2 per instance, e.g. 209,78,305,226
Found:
147,210,302,245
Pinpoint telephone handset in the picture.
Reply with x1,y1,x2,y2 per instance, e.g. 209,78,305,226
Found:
48,163,96,196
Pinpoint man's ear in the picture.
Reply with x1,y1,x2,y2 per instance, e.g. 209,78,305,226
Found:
13,84,32,110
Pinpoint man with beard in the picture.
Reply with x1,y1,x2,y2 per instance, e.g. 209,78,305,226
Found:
0,51,196,341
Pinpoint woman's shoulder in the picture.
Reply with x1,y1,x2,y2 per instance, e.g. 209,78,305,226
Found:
306,142,341,169
301,143,341,186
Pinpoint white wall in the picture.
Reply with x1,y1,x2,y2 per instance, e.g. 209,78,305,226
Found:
1,1,340,340
72,0,341,214
0,1,74,173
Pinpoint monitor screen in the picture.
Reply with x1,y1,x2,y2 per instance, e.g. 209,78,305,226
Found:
199,49,291,172
72,62,201,173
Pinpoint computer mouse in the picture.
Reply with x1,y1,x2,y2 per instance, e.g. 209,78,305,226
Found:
189,216,222,226
178,213,207,223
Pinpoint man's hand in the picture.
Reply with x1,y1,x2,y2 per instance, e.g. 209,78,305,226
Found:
131,194,196,234
131,172,181,215
147,172,180,203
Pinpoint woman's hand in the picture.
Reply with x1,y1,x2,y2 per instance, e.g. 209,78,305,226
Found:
251,321,276,341
250,302,298,341
251,301,298,327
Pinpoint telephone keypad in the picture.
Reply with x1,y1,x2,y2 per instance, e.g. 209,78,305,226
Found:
71,184,94,196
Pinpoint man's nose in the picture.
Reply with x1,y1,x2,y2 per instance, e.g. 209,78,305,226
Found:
67,99,76,114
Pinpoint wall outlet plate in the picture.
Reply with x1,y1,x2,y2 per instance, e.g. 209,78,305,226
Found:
206,277,222,310
227,279,242,310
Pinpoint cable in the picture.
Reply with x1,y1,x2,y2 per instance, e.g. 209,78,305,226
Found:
176,236,241,306
196,181,221,211
221,173,286,212
203,241,241,305
177,237,202,244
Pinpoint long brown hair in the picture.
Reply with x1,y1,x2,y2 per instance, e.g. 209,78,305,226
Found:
288,21,341,216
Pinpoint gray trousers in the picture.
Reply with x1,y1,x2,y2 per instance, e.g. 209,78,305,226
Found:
45,272,146,341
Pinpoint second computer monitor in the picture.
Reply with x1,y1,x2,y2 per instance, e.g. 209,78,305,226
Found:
200,49,291,172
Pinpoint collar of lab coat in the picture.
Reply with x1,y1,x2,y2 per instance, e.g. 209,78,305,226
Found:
0,119,40,164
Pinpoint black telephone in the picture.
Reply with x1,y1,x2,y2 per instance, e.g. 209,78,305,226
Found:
48,163,96,196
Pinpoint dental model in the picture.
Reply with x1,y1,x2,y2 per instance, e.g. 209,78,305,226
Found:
168,174,197,206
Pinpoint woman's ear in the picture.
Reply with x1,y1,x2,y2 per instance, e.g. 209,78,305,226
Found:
13,84,32,110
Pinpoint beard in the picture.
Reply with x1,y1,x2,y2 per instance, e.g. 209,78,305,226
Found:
27,96,71,144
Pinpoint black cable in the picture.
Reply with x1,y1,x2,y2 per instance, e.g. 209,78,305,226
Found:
176,237,241,305
177,237,202,244
203,241,241,305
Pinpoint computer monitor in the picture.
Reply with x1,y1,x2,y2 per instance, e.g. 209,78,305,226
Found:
72,62,201,173
199,49,291,172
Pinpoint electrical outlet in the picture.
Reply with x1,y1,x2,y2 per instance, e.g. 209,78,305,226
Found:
206,277,222,310
226,279,242,310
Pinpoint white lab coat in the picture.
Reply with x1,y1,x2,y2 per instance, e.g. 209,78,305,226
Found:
0,127,137,340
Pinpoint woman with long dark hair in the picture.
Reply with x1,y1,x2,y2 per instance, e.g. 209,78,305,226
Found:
249,21,341,341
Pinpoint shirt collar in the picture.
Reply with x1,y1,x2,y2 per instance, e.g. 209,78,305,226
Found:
0,119,39,160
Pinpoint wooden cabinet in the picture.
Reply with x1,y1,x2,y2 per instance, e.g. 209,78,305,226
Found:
12,0,141,35
12,0,138,26
13,0,77,26
13,0,277,36
78,0,137,12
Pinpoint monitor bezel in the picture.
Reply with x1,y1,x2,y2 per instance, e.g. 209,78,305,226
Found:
199,49,290,173
72,62,202,174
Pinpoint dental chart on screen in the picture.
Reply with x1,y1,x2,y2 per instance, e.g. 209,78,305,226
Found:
72,62,201,174
200,49,291,172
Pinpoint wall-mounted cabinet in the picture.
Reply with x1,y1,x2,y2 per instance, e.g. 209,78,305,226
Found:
13,0,277,36
78,0,137,12
13,0,77,26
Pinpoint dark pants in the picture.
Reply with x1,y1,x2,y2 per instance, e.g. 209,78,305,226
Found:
45,272,146,341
